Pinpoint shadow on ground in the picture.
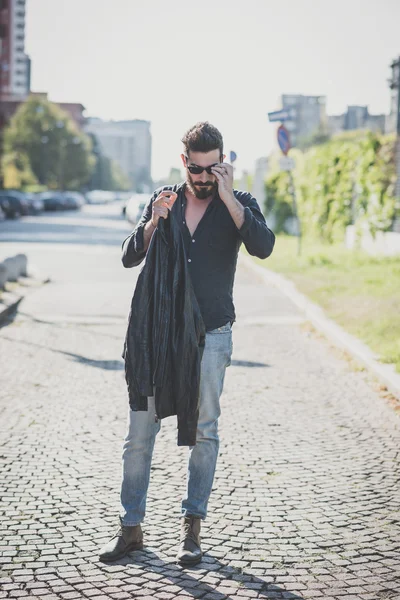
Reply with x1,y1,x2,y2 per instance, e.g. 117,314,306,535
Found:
98,549,304,599
231,359,270,368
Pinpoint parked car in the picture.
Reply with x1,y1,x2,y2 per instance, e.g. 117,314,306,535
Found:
0,191,29,218
85,190,116,204
124,194,148,225
25,193,45,215
61,192,85,210
39,192,68,211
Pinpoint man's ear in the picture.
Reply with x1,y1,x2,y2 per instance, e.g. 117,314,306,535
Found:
222,154,226,161
180,153,187,167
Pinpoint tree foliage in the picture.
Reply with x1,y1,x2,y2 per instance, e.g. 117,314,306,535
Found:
2,96,95,190
265,131,397,241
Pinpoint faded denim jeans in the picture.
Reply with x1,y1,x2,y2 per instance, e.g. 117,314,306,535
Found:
120,322,233,525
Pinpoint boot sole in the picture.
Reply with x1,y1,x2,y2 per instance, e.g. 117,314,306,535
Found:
177,553,203,566
100,541,144,562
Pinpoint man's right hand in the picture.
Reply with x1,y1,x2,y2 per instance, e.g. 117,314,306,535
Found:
150,191,178,228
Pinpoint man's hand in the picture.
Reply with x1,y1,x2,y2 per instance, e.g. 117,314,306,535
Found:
150,191,178,228
210,163,235,204
211,163,245,229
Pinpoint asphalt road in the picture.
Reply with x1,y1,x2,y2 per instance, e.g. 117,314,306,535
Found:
0,204,399,600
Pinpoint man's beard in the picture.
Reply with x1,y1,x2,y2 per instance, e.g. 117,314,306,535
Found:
186,172,218,200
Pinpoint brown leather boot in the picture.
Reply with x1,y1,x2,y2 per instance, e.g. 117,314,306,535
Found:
99,517,143,562
176,515,202,566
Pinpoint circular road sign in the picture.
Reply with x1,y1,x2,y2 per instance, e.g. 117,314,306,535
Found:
277,124,291,156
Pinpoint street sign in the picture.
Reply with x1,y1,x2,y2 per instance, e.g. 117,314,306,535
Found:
268,108,295,122
277,124,291,155
279,156,295,171
230,150,237,163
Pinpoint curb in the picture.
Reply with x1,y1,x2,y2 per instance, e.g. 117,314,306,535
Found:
241,253,400,401
0,277,49,326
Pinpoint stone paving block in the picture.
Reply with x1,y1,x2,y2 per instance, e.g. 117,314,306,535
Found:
1,258,400,600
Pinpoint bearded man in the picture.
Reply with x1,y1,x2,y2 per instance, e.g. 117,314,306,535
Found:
99,121,275,566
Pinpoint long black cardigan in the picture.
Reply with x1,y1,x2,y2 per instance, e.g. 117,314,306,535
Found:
122,212,206,446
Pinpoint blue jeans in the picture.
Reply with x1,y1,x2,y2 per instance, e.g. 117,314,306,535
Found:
120,322,233,525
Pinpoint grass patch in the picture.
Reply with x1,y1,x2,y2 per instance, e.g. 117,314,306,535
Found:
248,235,400,373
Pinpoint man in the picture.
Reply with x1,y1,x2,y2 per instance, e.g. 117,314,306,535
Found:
99,122,275,566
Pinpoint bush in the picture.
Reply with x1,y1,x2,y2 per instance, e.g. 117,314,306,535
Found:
265,131,397,241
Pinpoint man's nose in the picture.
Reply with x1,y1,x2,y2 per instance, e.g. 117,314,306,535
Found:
200,170,210,182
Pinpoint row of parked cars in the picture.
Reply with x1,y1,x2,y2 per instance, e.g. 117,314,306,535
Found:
0,190,87,220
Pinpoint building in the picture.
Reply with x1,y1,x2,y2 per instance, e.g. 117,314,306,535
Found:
327,106,386,135
0,0,30,99
0,92,86,132
280,94,327,148
85,118,152,191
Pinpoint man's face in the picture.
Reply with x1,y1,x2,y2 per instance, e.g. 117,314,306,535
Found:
181,149,222,200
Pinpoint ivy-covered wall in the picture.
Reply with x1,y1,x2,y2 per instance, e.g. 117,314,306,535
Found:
265,131,397,242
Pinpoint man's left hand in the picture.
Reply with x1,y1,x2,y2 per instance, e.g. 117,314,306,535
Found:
211,163,235,204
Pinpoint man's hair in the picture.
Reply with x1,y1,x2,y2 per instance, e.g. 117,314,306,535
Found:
182,122,223,157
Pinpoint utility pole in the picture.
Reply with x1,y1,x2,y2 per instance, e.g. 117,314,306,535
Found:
0,2,6,190
389,57,400,202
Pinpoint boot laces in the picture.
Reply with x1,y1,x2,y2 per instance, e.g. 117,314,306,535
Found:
183,521,198,543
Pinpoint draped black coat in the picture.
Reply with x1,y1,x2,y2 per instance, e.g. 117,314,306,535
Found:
122,212,206,446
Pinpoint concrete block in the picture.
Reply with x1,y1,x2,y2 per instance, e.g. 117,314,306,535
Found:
3,255,27,281
15,254,28,277
0,263,7,289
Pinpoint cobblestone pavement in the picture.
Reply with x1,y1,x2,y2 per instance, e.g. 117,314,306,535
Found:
1,255,400,600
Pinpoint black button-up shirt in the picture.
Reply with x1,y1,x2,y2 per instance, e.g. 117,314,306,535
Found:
122,182,275,331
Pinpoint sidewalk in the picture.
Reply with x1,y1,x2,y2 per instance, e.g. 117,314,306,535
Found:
0,259,399,600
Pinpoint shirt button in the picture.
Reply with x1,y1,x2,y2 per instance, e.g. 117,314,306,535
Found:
192,239,195,243
188,259,192,263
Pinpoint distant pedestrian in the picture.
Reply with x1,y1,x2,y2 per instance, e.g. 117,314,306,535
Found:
99,122,275,565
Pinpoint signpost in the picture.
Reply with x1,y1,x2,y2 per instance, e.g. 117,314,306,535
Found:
277,124,291,156
267,108,296,122
279,156,295,171
267,107,302,256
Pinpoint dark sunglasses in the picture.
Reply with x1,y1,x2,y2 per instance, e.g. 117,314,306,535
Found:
184,155,222,175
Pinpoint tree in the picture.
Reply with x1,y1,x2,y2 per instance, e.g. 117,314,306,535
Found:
2,96,95,190
2,151,38,189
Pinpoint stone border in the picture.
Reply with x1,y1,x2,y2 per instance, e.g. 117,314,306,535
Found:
241,253,400,401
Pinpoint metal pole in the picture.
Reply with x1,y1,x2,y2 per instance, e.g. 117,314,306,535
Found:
396,58,400,202
396,58,400,137
0,6,4,190
288,170,302,256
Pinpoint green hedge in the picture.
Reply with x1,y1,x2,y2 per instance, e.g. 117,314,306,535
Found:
265,131,397,242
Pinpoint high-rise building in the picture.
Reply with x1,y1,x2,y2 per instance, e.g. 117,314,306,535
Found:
85,118,152,191
0,0,30,99
280,94,327,148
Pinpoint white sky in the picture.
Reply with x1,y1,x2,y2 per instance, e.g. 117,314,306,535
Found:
25,0,400,180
